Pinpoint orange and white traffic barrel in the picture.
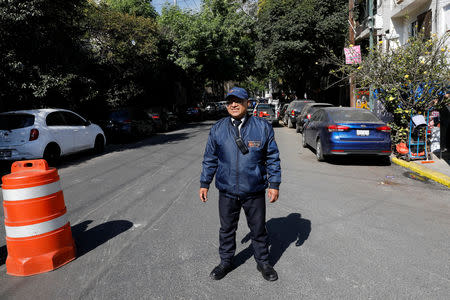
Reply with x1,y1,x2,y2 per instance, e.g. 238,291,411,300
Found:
1,159,76,276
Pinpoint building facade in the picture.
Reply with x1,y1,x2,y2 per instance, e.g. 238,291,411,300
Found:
355,0,450,49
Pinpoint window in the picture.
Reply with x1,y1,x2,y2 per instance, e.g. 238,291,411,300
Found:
329,110,380,122
0,114,35,130
411,10,432,39
46,112,66,126
411,20,418,37
61,112,86,126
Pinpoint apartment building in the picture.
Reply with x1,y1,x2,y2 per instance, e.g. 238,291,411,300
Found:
354,0,450,49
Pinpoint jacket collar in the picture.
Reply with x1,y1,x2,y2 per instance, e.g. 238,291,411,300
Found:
229,114,252,128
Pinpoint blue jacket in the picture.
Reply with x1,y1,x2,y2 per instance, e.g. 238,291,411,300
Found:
200,115,281,196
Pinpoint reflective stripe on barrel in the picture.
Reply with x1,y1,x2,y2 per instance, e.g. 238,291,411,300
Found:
5,213,69,238
2,181,61,201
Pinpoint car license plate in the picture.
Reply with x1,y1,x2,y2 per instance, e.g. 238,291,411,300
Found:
357,130,370,136
0,150,12,158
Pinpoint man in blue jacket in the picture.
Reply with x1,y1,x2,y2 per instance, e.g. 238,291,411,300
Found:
199,87,281,281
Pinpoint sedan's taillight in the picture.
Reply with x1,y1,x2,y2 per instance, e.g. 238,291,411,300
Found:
29,128,39,141
327,125,350,132
291,110,295,116
152,115,160,119
123,119,132,124
376,126,391,132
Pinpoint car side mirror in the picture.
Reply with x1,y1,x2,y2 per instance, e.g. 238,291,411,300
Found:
85,120,91,126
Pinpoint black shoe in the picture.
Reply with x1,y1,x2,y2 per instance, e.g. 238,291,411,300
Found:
210,263,232,280
257,263,278,281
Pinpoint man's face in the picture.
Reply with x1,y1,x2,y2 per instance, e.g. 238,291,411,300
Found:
226,96,249,119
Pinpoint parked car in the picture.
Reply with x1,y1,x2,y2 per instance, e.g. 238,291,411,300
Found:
283,100,315,128
296,103,334,133
253,103,278,126
204,103,220,119
101,108,154,142
0,109,106,164
146,111,180,132
302,107,391,161
162,111,180,130
147,112,164,132
184,107,203,122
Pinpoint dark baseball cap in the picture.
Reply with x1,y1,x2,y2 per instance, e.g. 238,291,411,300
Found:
225,87,248,100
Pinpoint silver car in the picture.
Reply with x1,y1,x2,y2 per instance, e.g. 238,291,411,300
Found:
0,109,106,164
253,103,278,126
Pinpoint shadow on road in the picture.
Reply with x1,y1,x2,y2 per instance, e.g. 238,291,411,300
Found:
0,220,133,266
233,213,311,268
71,220,133,257
0,245,6,266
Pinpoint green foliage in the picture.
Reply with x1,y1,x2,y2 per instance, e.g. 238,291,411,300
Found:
0,0,92,111
254,0,348,92
158,0,256,99
83,2,162,109
103,0,157,18
330,32,450,145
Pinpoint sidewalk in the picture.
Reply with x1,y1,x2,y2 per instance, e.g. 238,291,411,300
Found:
391,152,450,188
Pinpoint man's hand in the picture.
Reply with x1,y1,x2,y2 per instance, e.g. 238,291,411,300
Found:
268,189,279,203
199,188,209,202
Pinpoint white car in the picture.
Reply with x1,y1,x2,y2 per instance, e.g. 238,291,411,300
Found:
0,108,106,164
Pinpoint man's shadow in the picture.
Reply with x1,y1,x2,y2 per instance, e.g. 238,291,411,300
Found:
234,213,311,268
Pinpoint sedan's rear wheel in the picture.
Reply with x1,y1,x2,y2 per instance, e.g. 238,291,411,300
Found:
316,138,325,161
43,143,61,166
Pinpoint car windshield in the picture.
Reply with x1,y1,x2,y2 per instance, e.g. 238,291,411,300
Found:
308,106,327,115
257,104,274,110
292,101,312,110
329,110,381,122
0,113,35,130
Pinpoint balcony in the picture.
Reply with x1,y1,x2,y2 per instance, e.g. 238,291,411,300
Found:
392,0,430,18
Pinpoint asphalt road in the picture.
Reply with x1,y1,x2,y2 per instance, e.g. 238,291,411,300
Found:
0,121,449,299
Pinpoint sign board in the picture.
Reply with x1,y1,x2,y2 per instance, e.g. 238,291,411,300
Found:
344,45,362,64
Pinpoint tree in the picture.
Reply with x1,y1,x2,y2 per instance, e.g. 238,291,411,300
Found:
84,2,160,109
0,0,93,112
330,32,450,145
158,0,256,100
103,0,157,18
254,0,348,97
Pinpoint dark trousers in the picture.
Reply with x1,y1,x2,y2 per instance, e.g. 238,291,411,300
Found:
218,191,269,265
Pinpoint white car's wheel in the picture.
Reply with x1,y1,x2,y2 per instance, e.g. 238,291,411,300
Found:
94,135,105,154
43,143,61,166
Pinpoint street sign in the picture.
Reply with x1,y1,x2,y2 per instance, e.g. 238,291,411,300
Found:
344,45,362,64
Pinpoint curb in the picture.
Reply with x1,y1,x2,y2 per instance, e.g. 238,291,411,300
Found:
391,157,450,188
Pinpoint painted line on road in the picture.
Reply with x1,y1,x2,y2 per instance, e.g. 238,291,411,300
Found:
391,157,450,188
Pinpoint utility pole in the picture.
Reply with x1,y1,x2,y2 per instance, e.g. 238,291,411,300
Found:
348,0,356,107
368,0,374,110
